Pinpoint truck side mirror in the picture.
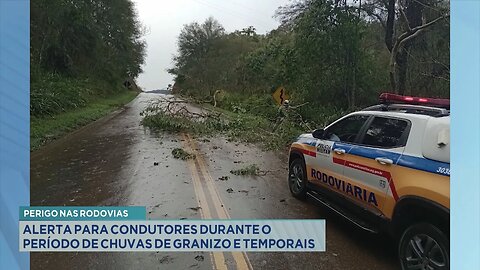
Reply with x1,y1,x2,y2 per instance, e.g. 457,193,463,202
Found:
312,129,325,139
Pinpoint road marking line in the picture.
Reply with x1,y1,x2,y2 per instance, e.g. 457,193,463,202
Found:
186,134,253,270
181,133,228,270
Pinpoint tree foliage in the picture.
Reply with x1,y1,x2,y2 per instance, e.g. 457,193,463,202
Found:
31,0,146,84
31,0,146,117
169,0,449,114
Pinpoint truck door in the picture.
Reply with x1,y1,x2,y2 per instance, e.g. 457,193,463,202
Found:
309,114,370,194
340,116,410,215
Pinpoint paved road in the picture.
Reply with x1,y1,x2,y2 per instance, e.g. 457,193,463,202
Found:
30,93,399,270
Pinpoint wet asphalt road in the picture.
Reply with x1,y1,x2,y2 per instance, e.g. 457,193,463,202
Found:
30,92,399,270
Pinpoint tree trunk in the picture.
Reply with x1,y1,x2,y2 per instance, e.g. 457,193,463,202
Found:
388,0,428,93
385,0,396,52
351,68,356,108
385,0,396,90
396,47,409,95
397,0,424,95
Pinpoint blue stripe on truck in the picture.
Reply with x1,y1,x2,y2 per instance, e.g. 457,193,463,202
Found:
396,155,450,176
333,142,450,177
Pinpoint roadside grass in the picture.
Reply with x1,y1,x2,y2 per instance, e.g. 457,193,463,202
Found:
30,73,124,117
31,90,138,151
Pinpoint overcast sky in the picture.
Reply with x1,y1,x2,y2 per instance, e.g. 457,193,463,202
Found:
133,0,291,91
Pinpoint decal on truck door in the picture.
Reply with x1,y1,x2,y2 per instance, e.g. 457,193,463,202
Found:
316,142,332,156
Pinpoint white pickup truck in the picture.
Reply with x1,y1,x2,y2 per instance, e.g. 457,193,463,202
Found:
289,93,450,270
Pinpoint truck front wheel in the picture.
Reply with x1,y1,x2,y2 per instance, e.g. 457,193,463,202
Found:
288,158,307,199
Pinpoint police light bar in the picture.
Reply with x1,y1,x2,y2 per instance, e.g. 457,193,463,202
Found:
379,93,449,109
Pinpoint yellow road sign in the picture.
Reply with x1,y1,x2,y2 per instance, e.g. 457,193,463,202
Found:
272,86,289,106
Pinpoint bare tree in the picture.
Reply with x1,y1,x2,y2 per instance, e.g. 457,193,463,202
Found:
389,0,449,94
362,0,449,94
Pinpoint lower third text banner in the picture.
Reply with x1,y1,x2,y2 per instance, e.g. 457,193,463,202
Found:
19,207,325,252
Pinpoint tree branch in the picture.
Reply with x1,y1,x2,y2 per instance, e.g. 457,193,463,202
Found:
389,12,449,92
385,0,396,52
398,3,411,31
397,14,447,46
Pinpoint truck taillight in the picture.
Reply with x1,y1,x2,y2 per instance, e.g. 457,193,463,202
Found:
379,93,449,108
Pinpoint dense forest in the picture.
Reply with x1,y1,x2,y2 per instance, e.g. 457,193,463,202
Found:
169,0,450,117
30,0,146,117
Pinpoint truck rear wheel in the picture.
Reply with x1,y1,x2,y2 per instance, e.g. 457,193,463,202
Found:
399,223,449,270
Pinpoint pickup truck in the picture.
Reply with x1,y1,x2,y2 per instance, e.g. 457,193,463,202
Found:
288,93,450,270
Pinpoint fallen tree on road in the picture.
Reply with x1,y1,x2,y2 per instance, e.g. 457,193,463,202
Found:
140,96,309,151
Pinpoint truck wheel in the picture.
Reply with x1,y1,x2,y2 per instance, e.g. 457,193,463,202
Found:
399,223,449,270
288,158,307,199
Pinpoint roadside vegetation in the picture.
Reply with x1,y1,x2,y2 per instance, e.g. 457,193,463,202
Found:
30,0,146,150
143,0,449,150
168,0,449,106
31,90,137,150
